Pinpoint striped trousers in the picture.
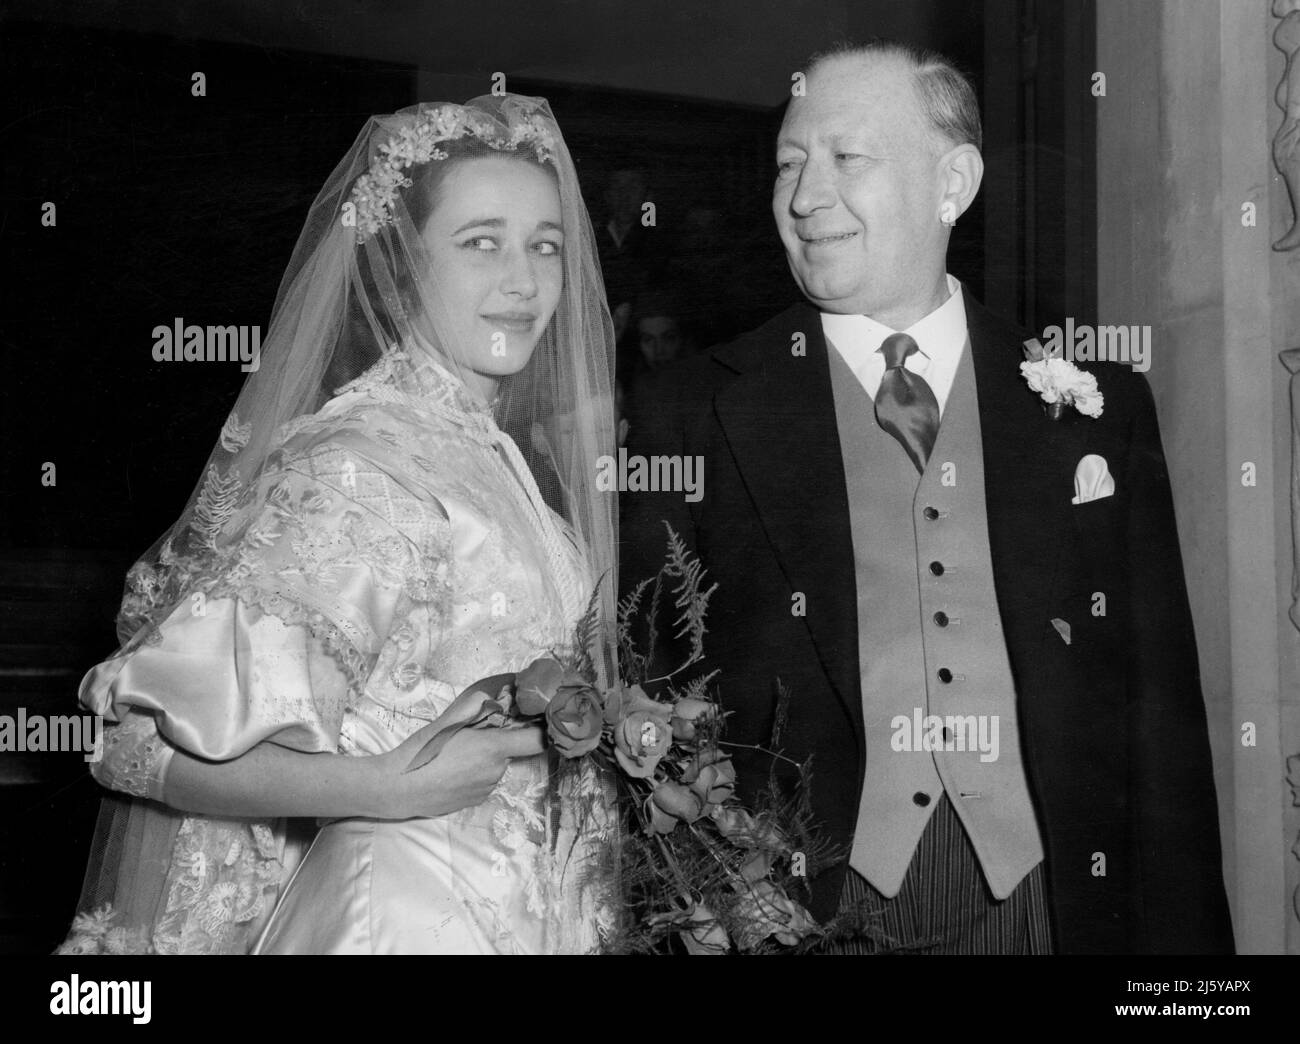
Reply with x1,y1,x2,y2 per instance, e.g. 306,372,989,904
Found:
828,792,1054,954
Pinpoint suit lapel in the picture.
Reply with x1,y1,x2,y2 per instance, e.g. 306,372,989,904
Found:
711,305,863,736
705,291,1087,744
966,293,1079,640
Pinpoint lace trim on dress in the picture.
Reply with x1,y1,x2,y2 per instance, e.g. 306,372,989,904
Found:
207,578,373,698
149,817,287,955
89,709,174,802
58,817,291,955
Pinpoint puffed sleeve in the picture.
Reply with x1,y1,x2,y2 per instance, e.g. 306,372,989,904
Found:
82,594,355,766
81,434,452,775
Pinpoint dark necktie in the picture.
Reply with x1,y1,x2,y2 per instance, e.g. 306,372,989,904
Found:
874,332,940,473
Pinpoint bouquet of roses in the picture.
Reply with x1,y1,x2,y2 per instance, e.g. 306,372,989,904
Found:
410,525,834,953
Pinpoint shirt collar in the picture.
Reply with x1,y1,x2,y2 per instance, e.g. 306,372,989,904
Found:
820,274,967,366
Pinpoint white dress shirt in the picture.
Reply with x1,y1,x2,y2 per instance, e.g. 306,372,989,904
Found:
820,274,968,418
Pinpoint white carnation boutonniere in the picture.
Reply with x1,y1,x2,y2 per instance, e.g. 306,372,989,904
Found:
1020,338,1104,420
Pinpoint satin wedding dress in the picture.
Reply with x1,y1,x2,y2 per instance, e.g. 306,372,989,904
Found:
79,350,613,954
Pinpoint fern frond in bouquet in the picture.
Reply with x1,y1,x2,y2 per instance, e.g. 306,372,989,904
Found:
415,523,882,952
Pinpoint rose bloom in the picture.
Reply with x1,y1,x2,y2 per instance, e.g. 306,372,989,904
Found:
514,656,566,716
711,806,788,853
614,709,672,778
604,683,672,726
681,749,735,807
730,880,819,949
669,696,718,741
645,779,704,833
544,680,605,758
681,902,730,955
739,847,776,884
711,805,756,839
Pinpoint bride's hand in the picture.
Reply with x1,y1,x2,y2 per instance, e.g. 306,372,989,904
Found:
375,678,545,819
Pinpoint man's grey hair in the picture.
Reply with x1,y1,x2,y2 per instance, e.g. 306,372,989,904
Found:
806,39,983,154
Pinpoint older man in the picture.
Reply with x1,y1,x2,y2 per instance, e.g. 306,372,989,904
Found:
620,41,1233,954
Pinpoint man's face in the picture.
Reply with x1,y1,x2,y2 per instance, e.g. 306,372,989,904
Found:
638,315,683,367
773,56,949,320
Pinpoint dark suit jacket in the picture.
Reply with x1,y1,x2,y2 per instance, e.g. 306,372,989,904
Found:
619,293,1234,954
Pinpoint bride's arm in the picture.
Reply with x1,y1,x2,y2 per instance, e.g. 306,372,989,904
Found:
160,713,544,820
87,439,541,821
90,672,544,821
86,598,540,821
161,740,391,819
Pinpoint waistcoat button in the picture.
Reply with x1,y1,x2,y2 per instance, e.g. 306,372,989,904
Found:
934,611,949,627
929,561,945,576
938,667,953,683
913,792,931,807
923,506,939,520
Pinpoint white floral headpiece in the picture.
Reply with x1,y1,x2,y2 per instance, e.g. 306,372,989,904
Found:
349,103,560,241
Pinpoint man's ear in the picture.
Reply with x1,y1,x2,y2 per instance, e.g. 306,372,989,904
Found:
937,143,984,224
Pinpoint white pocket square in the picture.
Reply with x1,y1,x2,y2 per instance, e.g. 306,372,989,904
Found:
1072,453,1115,504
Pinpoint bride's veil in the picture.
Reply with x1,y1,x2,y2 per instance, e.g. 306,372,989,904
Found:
67,95,619,953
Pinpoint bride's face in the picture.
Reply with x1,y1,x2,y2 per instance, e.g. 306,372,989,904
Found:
417,155,564,397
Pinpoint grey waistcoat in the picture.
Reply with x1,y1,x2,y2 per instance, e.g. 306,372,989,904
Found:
827,338,1043,899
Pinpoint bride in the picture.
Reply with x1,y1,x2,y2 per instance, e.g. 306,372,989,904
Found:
60,95,619,954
